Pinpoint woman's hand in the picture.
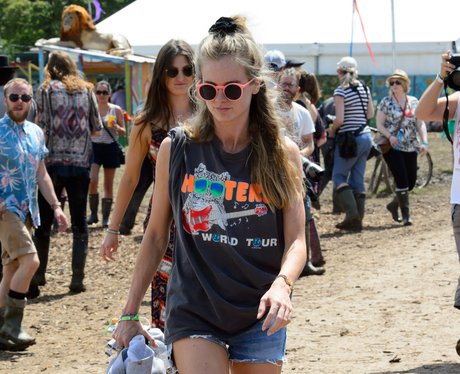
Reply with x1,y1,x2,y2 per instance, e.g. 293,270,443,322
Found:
389,135,398,147
257,278,293,336
112,320,157,350
100,232,119,261
420,143,429,156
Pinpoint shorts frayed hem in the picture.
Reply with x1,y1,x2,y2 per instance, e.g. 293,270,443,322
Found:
230,358,286,366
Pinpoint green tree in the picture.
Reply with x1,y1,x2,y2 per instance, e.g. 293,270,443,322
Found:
0,0,135,56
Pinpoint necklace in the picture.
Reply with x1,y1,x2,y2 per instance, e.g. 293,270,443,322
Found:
392,93,412,117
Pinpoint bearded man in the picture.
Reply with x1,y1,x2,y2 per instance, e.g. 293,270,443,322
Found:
0,78,68,351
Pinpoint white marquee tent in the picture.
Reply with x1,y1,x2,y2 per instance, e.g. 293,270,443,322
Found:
98,0,460,76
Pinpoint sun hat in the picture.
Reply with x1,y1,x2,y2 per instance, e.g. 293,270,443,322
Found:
264,50,286,71
386,68,410,85
337,56,358,72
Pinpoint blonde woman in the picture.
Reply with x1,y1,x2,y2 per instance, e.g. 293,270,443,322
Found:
377,69,428,225
108,16,306,373
327,56,374,232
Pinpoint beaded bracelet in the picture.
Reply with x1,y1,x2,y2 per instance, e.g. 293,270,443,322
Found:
106,228,120,235
119,313,140,322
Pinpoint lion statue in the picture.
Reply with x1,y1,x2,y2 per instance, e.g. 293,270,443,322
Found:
35,4,133,56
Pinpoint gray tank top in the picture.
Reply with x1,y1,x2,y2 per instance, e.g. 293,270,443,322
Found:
165,127,285,344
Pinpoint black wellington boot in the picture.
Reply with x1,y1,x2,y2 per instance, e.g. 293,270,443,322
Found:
397,190,412,226
335,186,362,232
87,193,99,225
386,195,402,222
69,234,88,293
101,198,113,229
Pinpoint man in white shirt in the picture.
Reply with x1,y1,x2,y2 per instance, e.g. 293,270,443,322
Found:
277,68,324,276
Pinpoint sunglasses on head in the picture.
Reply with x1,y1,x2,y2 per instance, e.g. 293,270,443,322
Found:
196,79,255,102
165,66,194,78
8,93,32,103
96,90,110,96
389,80,402,86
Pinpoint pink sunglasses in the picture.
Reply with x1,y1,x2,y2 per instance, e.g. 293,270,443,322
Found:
196,78,255,101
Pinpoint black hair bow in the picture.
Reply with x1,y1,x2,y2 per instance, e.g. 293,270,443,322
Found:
208,17,237,36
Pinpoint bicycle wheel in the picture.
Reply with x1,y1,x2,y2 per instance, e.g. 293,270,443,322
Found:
368,155,383,194
416,151,433,188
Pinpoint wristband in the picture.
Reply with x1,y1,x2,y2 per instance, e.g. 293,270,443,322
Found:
119,313,140,322
422,141,429,147
106,228,120,235
436,73,445,84
275,274,294,292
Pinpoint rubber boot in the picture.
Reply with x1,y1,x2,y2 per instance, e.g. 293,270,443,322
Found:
101,198,113,229
309,218,325,268
27,234,50,299
0,296,35,351
354,192,366,221
397,190,412,226
87,193,99,225
300,219,325,277
332,188,343,214
335,186,362,232
69,234,88,293
386,195,402,222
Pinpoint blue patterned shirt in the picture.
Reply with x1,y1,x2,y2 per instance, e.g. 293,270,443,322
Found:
0,114,48,227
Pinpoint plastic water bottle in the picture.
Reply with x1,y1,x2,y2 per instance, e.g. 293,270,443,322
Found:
107,317,118,333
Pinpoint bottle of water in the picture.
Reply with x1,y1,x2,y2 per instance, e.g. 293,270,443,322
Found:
107,317,118,333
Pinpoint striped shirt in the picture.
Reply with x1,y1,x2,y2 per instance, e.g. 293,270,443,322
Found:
334,81,370,134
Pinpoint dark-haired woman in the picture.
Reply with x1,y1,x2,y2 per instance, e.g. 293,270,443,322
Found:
100,39,195,329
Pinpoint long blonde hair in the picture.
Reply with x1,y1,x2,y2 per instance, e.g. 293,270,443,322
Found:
185,15,302,209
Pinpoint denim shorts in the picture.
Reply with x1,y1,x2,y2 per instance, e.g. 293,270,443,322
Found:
180,319,287,365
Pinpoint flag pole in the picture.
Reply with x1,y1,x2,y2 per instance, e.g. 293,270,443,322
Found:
391,0,396,70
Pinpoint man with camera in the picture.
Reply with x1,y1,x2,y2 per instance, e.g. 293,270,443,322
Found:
277,68,325,276
416,51,460,355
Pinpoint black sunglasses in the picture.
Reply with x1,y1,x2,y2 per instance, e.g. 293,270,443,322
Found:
8,93,32,103
165,66,194,78
96,90,110,96
389,80,402,86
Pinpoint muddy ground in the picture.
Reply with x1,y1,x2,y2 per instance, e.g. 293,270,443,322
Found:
1,133,460,373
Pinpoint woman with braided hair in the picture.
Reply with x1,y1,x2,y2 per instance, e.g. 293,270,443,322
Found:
107,15,306,373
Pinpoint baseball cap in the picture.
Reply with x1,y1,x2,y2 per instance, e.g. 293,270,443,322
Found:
264,50,286,71
337,56,358,72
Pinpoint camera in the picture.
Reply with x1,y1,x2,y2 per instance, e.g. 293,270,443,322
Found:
447,53,460,90
325,114,336,128
301,156,324,182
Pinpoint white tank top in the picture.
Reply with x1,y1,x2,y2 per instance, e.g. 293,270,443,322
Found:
451,96,460,204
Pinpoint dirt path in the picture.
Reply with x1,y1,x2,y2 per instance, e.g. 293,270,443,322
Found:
1,139,460,373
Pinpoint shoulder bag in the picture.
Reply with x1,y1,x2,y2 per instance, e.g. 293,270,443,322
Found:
101,115,125,165
374,111,405,154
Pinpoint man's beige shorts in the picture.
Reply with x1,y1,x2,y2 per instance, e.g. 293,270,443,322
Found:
0,211,36,266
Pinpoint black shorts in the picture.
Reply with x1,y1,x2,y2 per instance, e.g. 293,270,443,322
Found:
92,142,121,169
